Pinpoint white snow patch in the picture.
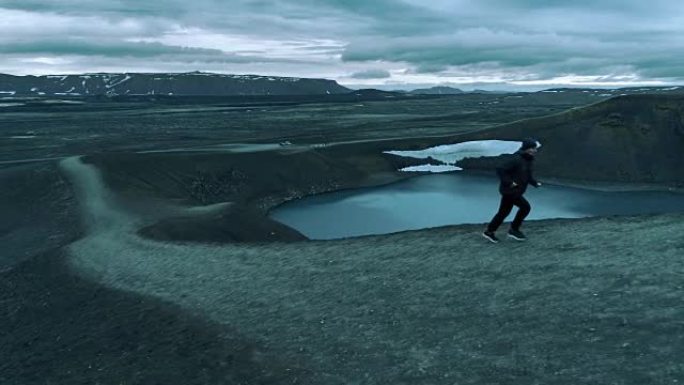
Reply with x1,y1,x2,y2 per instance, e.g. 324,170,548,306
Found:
400,165,462,173
105,75,132,89
9,135,36,139
46,75,68,81
40,100,85,104
0,103,24,107
0,91,17,95
663,86,680,91
384,140,523,165
30,87,38,92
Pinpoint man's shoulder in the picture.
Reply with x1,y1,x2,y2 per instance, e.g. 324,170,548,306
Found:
499,153,521,165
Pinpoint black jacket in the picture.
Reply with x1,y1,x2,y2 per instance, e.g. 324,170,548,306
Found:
496,152,540,196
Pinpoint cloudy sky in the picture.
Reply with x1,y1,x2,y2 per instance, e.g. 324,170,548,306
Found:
1,0,683,90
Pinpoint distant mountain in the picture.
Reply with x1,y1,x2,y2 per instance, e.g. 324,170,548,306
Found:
457,94,684,185
0,72,351,97
469,89,511,94
409,86,464,95
349,89,406,98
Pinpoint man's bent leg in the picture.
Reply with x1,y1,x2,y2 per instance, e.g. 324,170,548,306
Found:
487,195,515,233
511,195,531,231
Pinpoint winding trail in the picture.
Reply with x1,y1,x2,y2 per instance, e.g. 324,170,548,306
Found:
58,156,684,384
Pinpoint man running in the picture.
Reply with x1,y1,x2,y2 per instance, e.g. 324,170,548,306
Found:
483,139,542,243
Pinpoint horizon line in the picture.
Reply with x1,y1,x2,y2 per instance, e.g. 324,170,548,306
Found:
1,71,683,93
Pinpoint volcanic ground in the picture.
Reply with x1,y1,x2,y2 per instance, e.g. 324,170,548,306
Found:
2,91,683,384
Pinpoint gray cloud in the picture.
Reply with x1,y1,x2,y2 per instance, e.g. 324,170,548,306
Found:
0,40,223,58
1,1,683,87
350,69,391,79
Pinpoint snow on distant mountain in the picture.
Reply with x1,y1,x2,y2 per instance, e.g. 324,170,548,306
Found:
0,71,351,97
538,86,684,97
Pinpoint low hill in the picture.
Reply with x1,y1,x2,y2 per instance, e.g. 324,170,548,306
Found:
410,86,465,95
349,88,406,98
456,94,684,185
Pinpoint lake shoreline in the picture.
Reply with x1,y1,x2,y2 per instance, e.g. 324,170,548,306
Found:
83,139,684,245
268,170,684,240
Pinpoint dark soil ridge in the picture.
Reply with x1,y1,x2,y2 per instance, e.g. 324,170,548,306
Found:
84,146,412,244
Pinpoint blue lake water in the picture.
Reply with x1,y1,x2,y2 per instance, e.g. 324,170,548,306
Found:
269,173,684,240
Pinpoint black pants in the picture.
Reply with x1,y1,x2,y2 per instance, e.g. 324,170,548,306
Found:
487,194,531,233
